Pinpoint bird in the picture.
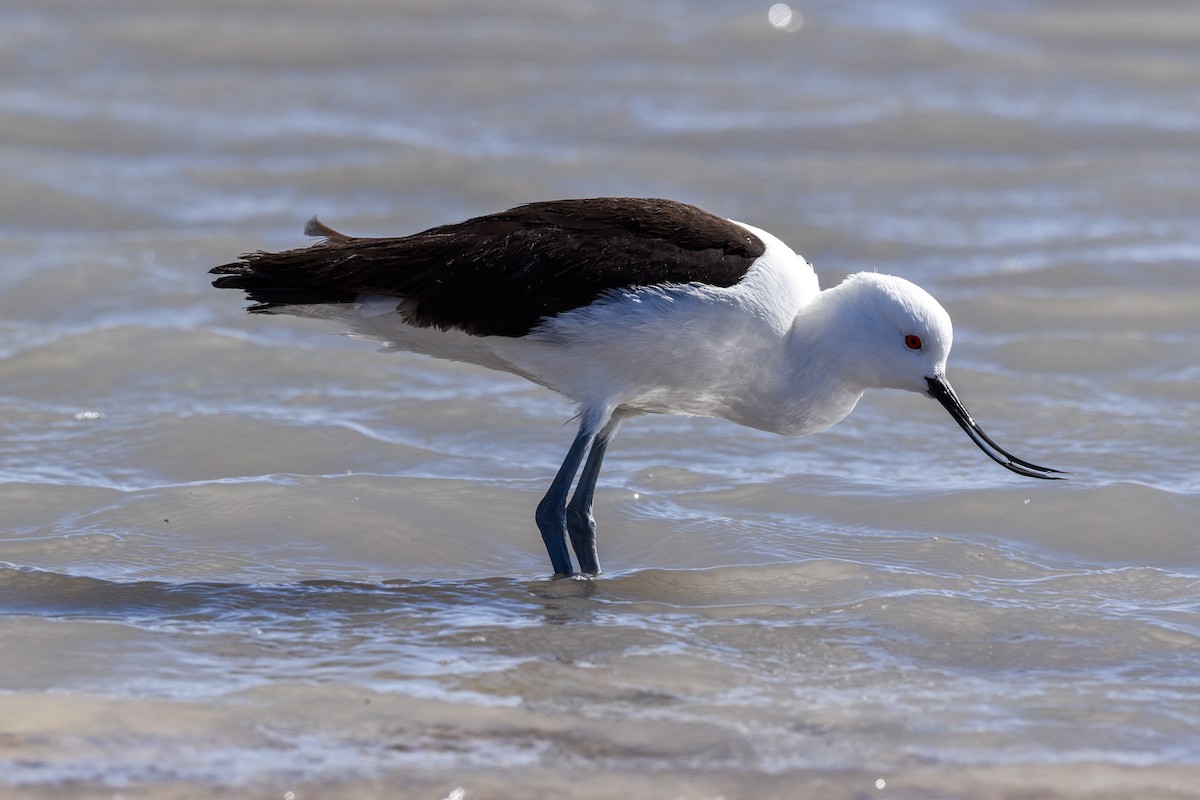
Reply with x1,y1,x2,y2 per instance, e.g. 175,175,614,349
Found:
211,197,1063,577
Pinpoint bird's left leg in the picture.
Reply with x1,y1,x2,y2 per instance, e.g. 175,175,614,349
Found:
565,415,623,576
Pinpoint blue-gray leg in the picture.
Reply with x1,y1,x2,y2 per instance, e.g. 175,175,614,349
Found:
565,425,617,576
534,429,594,576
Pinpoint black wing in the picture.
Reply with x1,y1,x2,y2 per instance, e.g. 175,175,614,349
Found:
210,197,765,337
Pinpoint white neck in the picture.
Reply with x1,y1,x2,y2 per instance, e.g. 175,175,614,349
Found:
716,281,868,437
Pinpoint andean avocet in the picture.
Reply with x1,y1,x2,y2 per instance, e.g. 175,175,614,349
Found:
211,197,1063,576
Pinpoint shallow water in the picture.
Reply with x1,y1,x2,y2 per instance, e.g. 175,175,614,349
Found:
2,0,1200,798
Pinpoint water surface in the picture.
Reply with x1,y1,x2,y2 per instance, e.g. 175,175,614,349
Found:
2,1,1200,797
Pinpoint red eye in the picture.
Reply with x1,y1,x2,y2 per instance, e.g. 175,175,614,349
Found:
905,334,923,350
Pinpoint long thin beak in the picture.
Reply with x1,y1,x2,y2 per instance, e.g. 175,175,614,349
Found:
925,376,1065,480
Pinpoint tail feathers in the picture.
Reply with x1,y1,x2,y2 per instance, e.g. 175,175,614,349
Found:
210,216,366,312
209,274,358,312
210,264,360,311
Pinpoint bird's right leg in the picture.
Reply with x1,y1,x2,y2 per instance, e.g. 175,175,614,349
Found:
534,428,594,577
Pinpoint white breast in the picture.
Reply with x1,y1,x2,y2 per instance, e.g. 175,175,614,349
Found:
494,222,820,425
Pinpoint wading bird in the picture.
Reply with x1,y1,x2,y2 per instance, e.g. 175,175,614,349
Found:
212,198,1062,576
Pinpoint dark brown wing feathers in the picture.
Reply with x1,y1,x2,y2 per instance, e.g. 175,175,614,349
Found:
210,197,765,338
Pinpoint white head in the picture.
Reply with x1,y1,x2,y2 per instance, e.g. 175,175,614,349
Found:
822,272,1063,480
832,272,953,393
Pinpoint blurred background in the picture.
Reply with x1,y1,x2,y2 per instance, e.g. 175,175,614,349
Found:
1,1,1199,798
